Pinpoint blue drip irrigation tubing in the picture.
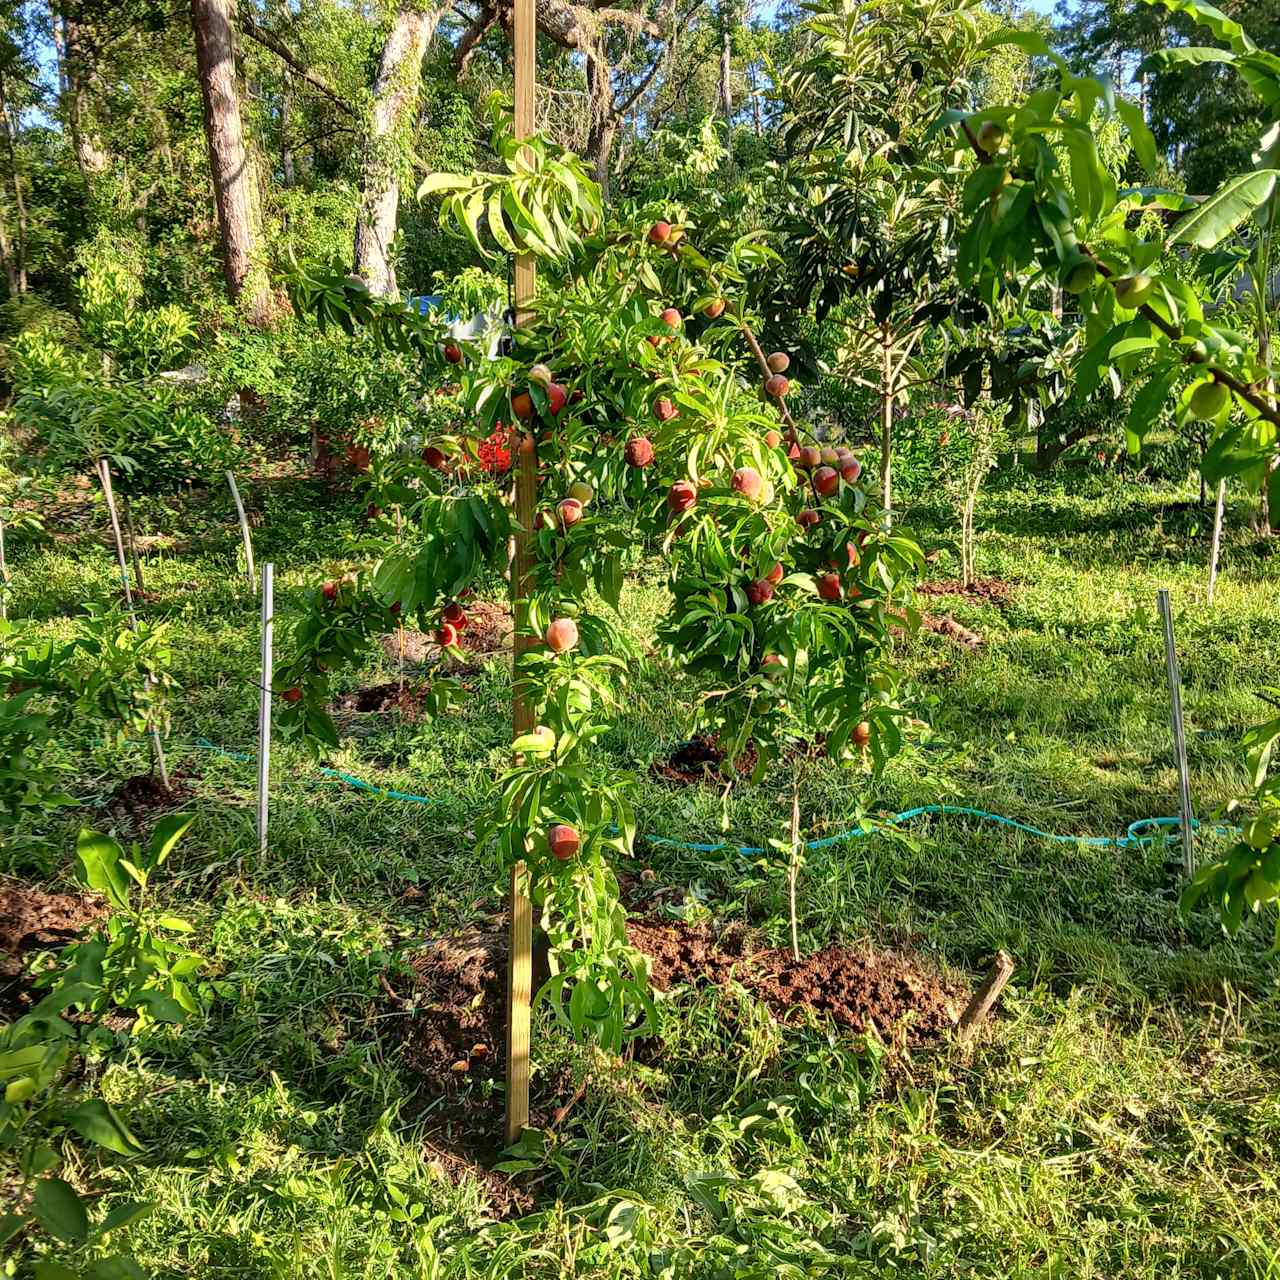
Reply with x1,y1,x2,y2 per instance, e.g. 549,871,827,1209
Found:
188,738,1235,855
194,737,436,806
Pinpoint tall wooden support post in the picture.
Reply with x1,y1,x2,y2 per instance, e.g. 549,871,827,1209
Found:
1157,589,1195,879
505,0,537,1149
257,563,274,859
0,513,8,621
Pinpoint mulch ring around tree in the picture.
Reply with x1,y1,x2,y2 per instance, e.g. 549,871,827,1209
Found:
0,879,107,1022
652,734,759,787
384,917,964,1215
381,929,550,1218
374,602,513,679
334,680,443,723
0,880,106,978
917,577,1014,608
109,772,195,821
625,918,964,1045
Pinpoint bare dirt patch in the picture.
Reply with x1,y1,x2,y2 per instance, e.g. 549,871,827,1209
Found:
921,613,984,650
0,880,106,978
626,917,963,1044
917,577,1013,608
652,735,758,787
386,916,961,1215
334,681,439,722
109,773,195,821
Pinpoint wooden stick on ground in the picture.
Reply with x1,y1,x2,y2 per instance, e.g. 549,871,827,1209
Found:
956,950,1015,1043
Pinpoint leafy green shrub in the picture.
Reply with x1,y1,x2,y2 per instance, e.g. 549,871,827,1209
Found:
15,377,241,495
0,816,203,1277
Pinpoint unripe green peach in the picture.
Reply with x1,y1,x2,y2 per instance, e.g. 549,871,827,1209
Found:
1189,380,1230,419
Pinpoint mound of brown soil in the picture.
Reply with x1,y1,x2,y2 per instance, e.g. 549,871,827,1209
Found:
458,601,512,656
110,773,194,820
626,918,962,1043
917,577,1013,607
0,881,106,978
334,681,437,721
386,930,549,1218
653,735,758,787
387,915,963,1214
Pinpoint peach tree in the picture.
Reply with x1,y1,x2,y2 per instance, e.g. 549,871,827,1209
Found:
953,0,1280,934
279,123,922,1045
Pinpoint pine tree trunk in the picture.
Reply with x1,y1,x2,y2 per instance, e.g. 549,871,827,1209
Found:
191,0,269,322
353,6,441,298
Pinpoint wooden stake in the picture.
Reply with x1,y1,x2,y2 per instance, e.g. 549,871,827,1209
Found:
787,775,801,962
956,950,1015,1043
98,458,134,611
505,0,537,1148
1207,478,1226,606
257,563,274,858
0,513,8,622
98,459,170,789
121,494,145,596
505,859,533,1145
226,470,256,590
1157,589,1196,879
880,322,893,529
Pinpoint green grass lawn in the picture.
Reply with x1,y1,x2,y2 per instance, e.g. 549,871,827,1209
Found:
4,467,1280,1278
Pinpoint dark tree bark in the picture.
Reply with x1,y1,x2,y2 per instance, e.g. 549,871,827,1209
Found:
718,25,731,120
0,74,28,295
353,6,443,298
280,88,296,187
191,0,269,322
56,11,110,178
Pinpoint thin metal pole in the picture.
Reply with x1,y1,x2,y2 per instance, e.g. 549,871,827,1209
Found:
100,458,170,789
1207,478,1226,606
1156,589,1195,878
505,0,536,1148
226,471,256,590
257,563,274,858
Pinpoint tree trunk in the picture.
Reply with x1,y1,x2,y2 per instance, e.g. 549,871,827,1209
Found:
191,0,269,322
353,6,441,298
585,51,618,200
0,76,28,295
719,26,732,121
750,61,761,136
280,88,296,187
0,206,17,297
57,13,110,178
880,323,893,528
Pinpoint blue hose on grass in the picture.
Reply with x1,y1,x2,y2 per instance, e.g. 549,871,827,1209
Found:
194,737,435,806
188,738,1232,855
